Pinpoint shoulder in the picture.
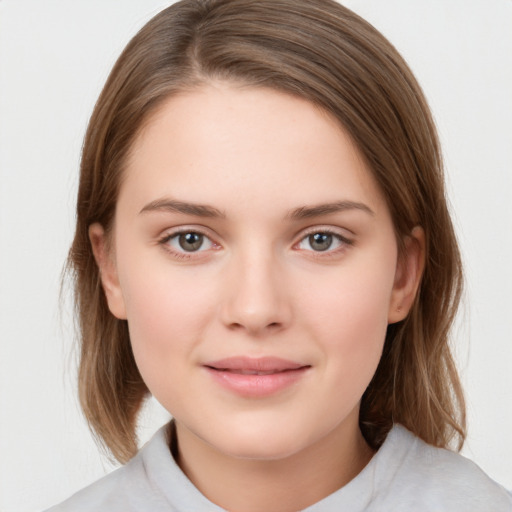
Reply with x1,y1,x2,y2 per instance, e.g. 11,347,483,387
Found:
43,426,172,512
372,425,512,511
44,464,128,512
44,422,224,512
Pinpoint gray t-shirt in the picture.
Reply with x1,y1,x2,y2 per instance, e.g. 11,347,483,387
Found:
46,423,512,511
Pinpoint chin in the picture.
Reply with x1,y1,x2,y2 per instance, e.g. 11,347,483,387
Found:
201,415,318,462
219,435,305,461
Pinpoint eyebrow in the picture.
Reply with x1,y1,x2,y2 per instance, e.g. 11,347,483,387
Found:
139,198,374,220
287,201,374,220
139,199,226,218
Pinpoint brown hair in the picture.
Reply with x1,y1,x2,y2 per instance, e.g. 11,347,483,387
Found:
69,0,465,463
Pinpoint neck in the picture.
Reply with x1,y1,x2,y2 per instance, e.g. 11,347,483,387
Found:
173,415,374,512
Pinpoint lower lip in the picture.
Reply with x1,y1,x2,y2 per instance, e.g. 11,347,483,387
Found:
204,367,310,397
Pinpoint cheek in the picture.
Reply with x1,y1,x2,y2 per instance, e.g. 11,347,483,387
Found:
302,252,394,330
298,253,396,385
118,262,217,386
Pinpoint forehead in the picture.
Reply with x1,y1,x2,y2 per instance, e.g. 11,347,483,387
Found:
120,83,388,218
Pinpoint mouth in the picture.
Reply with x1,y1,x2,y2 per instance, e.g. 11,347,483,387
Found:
214,369,297,375
203,357,311,397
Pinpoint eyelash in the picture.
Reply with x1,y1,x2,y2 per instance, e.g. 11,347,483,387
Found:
294,228,354,258
157,227,354,260
158,228,218,260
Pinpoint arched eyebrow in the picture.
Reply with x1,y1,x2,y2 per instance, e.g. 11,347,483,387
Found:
139,199,225,218
286,201,374,220
139,198,373,220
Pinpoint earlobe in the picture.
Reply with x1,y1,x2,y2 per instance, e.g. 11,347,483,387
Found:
388,226,425,324
89,223,127,320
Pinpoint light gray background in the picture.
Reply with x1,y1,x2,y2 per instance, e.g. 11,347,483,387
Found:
0,1,511,511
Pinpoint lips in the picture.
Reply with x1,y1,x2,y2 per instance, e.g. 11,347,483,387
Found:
203,357,311,397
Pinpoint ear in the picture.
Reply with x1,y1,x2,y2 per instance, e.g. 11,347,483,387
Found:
89,223,127,320
388,226,425,324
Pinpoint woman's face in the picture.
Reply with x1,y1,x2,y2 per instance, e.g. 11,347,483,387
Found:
92,83,420,462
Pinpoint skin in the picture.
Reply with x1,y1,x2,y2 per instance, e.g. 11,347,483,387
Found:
90,83,424,512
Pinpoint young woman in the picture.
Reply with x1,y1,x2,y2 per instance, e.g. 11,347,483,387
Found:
47,0,512,510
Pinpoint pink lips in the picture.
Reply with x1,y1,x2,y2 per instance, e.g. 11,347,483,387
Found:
203,357,310,397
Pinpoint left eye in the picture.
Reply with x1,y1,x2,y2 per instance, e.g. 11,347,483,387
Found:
166,232,214,252
297,232,346,252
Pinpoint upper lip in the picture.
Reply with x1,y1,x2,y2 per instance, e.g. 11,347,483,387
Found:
203,356,309,374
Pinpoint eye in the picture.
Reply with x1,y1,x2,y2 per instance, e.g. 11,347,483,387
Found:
296,231,351,252
163,231,215,253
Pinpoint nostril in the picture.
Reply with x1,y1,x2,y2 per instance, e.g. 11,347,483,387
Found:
227,321,282,334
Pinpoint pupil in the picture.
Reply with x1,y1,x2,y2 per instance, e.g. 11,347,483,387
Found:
179,233,203,251
309,233,332,251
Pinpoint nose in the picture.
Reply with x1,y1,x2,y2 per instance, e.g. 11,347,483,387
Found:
219,247,292,336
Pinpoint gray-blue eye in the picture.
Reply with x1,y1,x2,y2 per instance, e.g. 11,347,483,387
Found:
297,232,345,252
167,232,213,252
309,233,332,251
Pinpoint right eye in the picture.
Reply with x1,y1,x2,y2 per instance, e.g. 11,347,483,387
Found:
159,230,217,256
